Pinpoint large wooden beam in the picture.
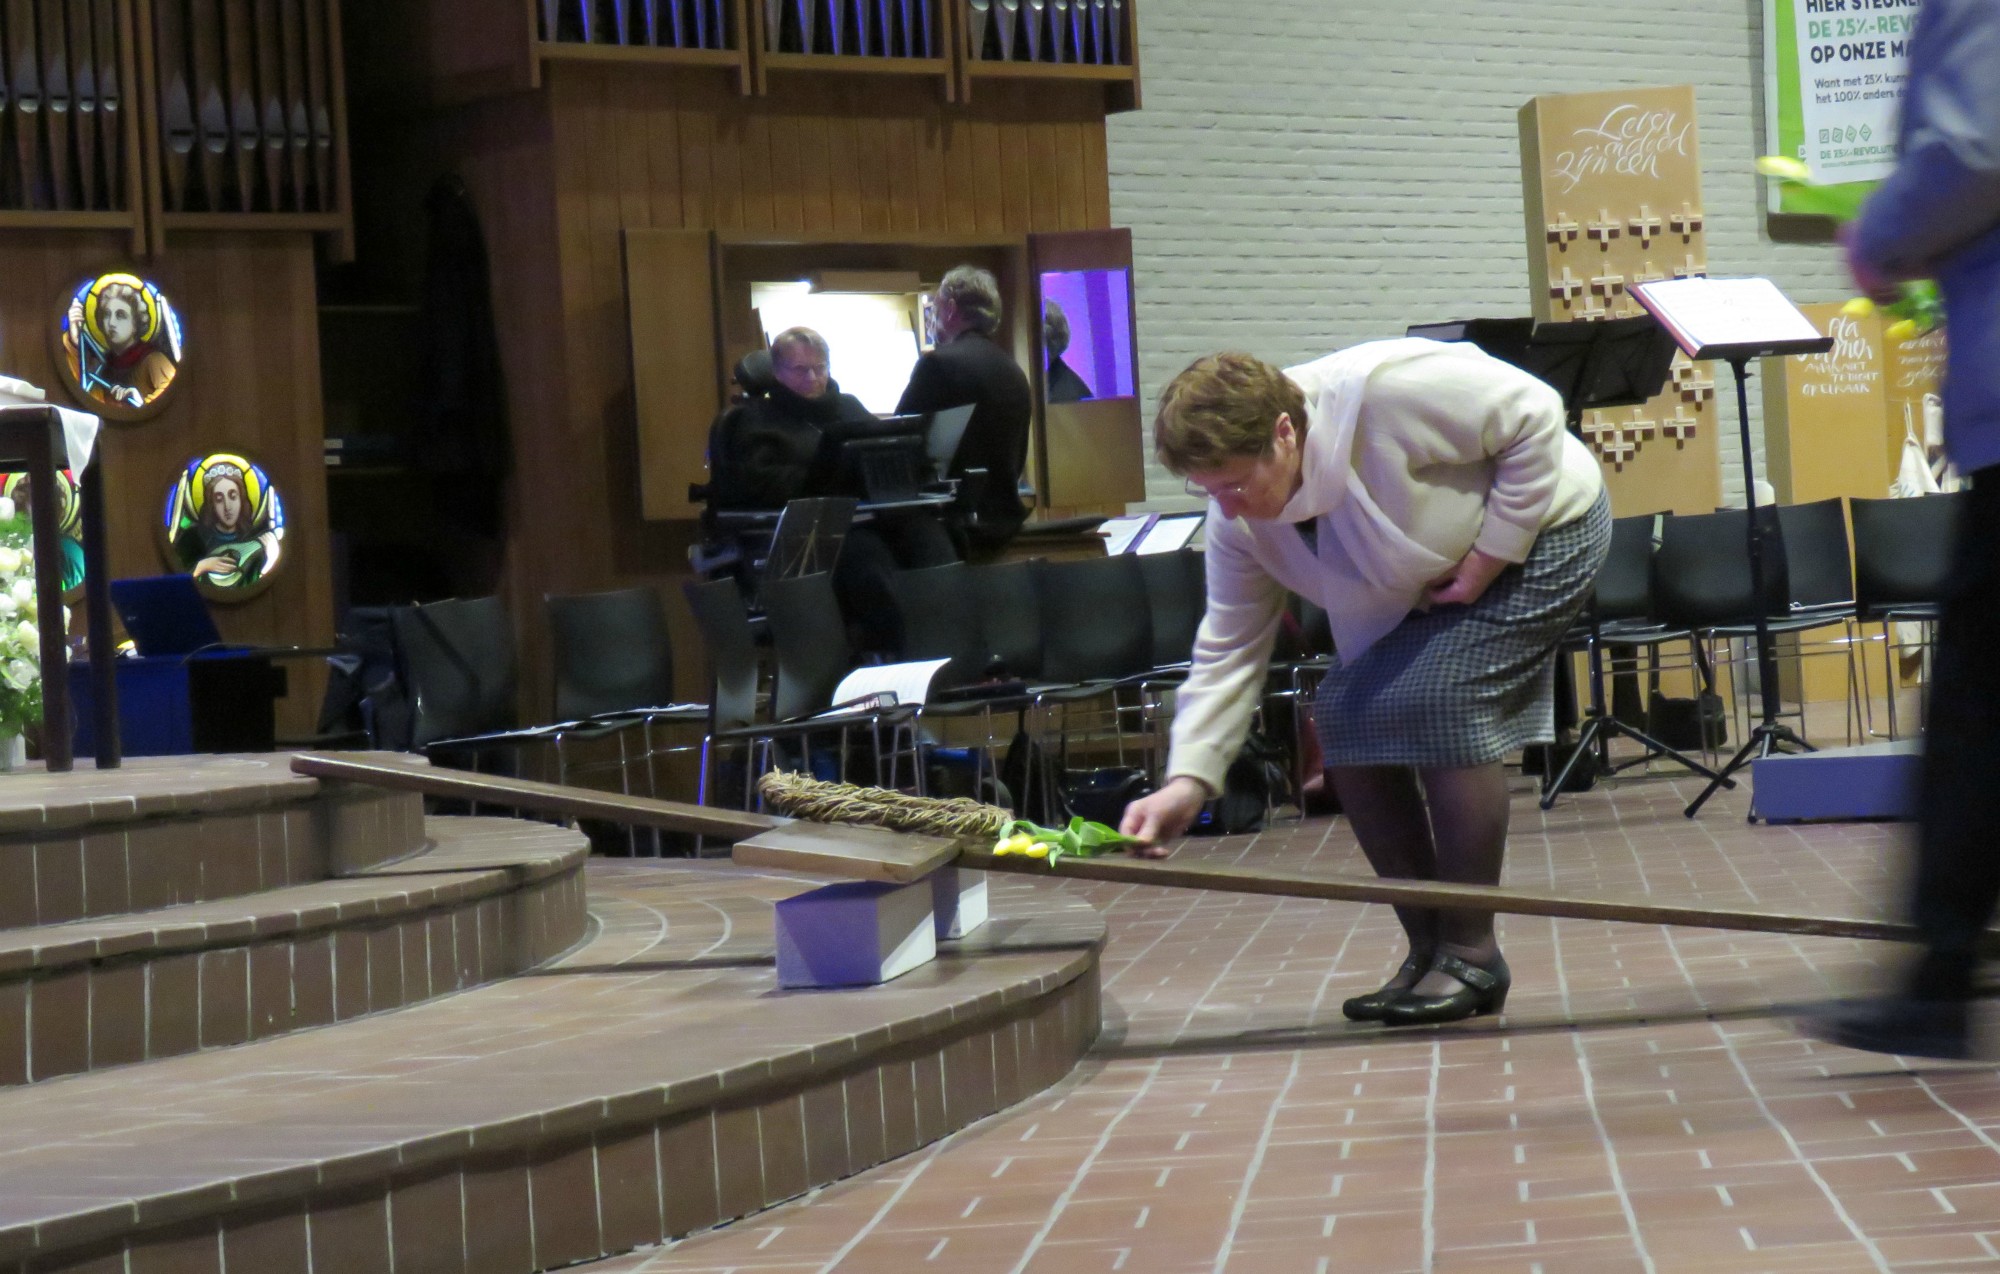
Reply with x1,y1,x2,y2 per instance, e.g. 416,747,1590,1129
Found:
288,751,784,842
293,756,1955,949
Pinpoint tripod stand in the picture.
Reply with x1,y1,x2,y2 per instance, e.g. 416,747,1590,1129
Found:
1540,600,1733,810
1683,354,1816,818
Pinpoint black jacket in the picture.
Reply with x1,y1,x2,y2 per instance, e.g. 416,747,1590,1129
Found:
708,383,874,511
897,331,1032,540
1046,355,1093,405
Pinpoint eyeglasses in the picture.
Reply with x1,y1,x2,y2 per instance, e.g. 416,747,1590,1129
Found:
1183,475,1255,500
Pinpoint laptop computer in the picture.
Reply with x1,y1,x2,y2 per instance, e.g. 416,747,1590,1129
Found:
924,404,976,475
108,575,228,658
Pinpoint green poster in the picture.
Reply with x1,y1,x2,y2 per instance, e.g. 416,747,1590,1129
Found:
1764,0,1916,214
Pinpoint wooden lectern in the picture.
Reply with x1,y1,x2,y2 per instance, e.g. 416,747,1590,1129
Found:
0,407,118,772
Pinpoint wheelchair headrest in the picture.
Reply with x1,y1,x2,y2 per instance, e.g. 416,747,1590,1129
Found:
734,349,777,396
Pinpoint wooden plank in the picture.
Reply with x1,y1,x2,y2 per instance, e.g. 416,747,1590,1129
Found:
736,103,773,233
288,751,787,841
732,820,960,884
1080,117,1107,227
825,82,860,233
676,81,714,227
627,226,722,519
762,103,800,234
641,71,681,227
795,102,831,231
958,849,1951,949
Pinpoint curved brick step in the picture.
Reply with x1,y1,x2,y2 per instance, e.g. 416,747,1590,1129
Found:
0,863,1104,1274
0,816,589,1085
0,756,426,929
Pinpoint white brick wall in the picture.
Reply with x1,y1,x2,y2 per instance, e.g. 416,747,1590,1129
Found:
1107,0,1857,509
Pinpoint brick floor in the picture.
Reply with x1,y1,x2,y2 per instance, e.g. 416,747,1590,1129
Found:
582,766,2000,1274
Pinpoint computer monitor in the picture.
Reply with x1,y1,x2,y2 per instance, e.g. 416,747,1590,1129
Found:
924,404,976,474
108,575,227,658
808,414,933,503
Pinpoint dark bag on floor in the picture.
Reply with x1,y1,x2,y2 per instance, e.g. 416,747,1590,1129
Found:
1065,767,1151,828
1190,730,1289,836
998,728,1075,827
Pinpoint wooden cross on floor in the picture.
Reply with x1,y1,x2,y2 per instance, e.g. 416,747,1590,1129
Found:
1674,362,1716,403
1549,265,1585,306
1664,403,1702,441
1670,202,1704,241
1547,214,1581,249
1586,210,1622,249
1629,205,1664,248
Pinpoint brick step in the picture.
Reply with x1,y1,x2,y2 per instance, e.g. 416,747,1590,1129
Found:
0,863,1104,1274
0,815,589,1085
0,756,426,929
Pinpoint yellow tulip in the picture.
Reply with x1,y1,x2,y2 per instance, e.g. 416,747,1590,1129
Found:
1886,319,1921,343
1840,297,1877,319
1025,843,1051,859
1756,155,1812,182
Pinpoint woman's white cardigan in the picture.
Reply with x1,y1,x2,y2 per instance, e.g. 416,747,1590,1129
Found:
1164,339,1606,795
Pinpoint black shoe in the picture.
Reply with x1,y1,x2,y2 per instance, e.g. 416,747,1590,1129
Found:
1379,953,1510,1026
1342,955,1430,1022
1800,996,1972,1061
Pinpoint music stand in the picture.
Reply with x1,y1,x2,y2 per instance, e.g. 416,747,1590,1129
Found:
1410,315,1732,802
1628,278,1835,820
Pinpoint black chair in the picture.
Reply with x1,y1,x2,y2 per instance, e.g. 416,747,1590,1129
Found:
1036,555,1153,683
392,596,520,752
1539,514,1726,808
761,571,914,785
968,559,1044,680
1138,549,1204,671
886,561,989,687
1654,507,1836,755
544,587,707,844
1851,491,1967,738
683,577,768,811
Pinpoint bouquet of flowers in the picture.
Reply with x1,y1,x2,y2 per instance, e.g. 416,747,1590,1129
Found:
0,495,44,741
1757,156,1945,340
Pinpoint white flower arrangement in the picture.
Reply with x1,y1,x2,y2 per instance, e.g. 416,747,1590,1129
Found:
0,495,43,739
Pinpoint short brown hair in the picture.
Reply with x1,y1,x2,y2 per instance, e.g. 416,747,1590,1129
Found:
1153,353,1307,474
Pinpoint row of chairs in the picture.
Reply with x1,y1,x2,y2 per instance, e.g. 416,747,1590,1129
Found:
680,551,1211,810
1559,491,1959,796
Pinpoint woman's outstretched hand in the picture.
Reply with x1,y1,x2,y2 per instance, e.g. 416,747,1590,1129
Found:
1426,547,1508,608
1119,776,1210,858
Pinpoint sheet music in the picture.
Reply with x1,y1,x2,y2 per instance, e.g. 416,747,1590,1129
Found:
824,658,951,715
1097,514,1151,555
1629,277,1824,356
1136,514,1203,555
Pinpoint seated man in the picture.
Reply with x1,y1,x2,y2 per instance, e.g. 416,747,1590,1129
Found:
707,327,874,511
899,265,1034,555
709,327,956,655
1044,300,1093,405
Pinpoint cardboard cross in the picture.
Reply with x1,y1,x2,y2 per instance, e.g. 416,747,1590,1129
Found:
1577,298,1610,321
1629,206,1664,247
1586,211,1622,248
1674,252,1706,279
1590,270,1625,299
1634,261,1667,286
1670,203,1704,240
1546,215,1581,248
1585,408,1656,467
1674,363,1716,402
1549,266,1585,304
1663,403,1702,441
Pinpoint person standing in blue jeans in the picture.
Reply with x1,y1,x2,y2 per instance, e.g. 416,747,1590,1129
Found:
1806,0,2000,1060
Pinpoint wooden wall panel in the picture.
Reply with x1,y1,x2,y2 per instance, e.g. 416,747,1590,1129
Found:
447,63,1113,710
0,231,331,737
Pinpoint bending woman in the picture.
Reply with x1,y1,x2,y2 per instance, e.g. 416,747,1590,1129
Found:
1119,340,1610,1025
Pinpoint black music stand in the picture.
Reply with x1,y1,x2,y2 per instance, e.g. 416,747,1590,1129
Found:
1410,315,1731,802
1627,279,1835,820
0,406,118,772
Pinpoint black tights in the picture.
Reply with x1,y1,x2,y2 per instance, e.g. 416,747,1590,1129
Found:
1329,762,1512,996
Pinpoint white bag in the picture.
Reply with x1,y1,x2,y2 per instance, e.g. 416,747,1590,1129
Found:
1891,409,1942,498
